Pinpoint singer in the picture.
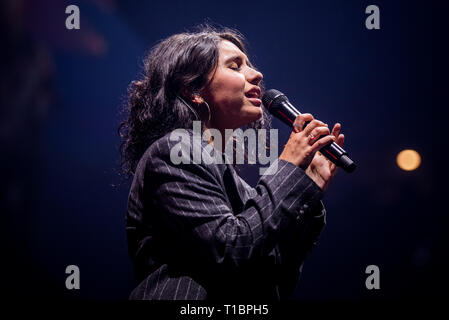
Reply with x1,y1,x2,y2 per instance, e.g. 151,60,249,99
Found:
119,26,345,300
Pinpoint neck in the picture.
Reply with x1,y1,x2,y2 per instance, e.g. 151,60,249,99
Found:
203,123,233,154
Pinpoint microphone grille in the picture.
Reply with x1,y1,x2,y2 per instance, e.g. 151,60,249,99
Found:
262,89,286,110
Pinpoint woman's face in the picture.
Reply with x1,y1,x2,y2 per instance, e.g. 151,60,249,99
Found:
201,40,263,130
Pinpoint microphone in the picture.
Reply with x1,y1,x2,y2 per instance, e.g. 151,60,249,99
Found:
262,89,356,173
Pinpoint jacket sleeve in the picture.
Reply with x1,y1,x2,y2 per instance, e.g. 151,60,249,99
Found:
276,199,326,298
145,135,325,271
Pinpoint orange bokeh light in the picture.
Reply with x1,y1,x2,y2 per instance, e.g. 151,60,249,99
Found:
396,149,421,171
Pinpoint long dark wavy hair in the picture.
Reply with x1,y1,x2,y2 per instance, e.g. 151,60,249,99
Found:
118,25,269,179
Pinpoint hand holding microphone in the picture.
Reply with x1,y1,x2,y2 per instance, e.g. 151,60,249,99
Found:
262,89,356,173
304,119,346,192
279,113,336,170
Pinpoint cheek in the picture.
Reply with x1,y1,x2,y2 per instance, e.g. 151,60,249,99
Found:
231,74,246,93
215,73,246,101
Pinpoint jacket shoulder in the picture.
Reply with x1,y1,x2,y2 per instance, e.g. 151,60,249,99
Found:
136,129,224,179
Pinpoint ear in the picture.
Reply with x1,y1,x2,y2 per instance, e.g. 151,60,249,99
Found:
192,94,204,104
183,89,204,104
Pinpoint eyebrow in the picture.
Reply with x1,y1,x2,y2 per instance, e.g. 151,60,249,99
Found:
224,55,251,66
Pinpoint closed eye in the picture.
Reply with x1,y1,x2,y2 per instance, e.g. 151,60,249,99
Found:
229,62,241,71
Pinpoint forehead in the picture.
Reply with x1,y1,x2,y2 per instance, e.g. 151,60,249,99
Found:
218,40,249,63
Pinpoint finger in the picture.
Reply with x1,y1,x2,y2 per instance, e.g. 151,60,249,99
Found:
330,163,338,176
293,113,314,133
309,126,331,142
311,135,335,152
301,113,314,123
292,114,302,133
303,119,327,135
293,114,305,133
290,114,302,137
331,123,341,137
337,133,345,147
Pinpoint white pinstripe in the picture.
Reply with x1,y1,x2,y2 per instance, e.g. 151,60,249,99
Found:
158,276,171,300
173,277,182,300
127,135,325,300
151,267,162,299
184,278,192,299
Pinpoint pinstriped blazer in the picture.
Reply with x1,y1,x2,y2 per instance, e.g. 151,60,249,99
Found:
126,129,326,300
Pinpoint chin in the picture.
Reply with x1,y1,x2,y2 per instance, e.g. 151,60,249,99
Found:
238,110,262,127
247,106,263,121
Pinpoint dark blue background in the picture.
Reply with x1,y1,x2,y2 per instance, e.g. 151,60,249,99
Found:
2,0,447,300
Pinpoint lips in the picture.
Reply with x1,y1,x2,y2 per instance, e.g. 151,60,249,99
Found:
245,87,262,106
247,97,262,106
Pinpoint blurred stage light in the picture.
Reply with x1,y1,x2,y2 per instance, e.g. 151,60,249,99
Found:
396,149,421,171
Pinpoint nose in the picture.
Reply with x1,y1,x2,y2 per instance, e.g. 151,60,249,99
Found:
247,67,263,85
